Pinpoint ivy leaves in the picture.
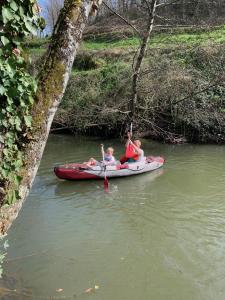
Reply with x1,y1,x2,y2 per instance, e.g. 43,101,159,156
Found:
1,0,41,37
0,0,43,205
0,57,36,204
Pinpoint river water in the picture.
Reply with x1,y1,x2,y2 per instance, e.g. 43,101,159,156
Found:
2,134,225,300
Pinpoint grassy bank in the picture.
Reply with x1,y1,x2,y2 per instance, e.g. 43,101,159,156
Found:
28,25,225,53
29,25,225,143
82,25,225,50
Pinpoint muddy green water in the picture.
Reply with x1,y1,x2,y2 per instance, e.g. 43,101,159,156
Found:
3,135,225,300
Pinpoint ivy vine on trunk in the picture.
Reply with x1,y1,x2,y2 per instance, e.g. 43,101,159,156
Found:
0,0,44,205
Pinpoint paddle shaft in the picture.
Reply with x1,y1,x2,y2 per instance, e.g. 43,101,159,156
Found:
101,144,109,190
130,122,133,138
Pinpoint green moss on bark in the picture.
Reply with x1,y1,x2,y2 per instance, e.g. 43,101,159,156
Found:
33,62,66,131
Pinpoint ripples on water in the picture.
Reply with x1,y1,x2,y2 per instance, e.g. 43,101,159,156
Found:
3,135,225,300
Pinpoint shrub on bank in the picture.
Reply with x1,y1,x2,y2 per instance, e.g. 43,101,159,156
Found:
55,42,225,143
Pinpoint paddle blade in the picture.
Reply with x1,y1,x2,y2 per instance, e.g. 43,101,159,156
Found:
104,176,109,191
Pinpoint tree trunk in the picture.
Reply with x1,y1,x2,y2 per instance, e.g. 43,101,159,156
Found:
0,0,98,234
129,0,157,121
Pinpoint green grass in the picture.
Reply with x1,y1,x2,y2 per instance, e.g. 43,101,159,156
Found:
29,48,46,55
28,26,225,54
28,26,225,71
82,26,225,50
23,37,50,48
71,61,129,75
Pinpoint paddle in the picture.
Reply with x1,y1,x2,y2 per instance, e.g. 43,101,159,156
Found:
101,144,109,191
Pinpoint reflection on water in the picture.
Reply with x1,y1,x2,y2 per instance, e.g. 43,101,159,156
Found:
3,135,225,300
54,168,164,198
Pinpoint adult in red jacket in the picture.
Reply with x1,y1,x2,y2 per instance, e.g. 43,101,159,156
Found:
120,132,145,163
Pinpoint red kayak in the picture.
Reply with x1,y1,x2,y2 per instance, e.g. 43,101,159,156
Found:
54,156,165,181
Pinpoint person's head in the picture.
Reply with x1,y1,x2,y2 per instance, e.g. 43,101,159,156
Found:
134,140,141,148
106,147,114,155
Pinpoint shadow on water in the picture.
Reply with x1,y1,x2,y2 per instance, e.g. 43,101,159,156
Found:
54,168,164,198
0,274,33,300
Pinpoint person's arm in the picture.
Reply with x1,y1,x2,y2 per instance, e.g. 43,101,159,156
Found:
100,144,104,158
129,141,142,155
126,131,132,147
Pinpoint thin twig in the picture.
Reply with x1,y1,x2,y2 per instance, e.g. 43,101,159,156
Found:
102,1,142,39
156,0,181,8
173,81,225,105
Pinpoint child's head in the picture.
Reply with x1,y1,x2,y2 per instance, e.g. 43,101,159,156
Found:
106,147,114,155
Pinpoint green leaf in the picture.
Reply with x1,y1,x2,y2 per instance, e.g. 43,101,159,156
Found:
15,117,22,131
7,190,17,205
14,159,23,169
7,86,17,98
10,1,18,11
0,36,10,46
14,175,22,186
19,5,24,16
24,20,37,35
24,115,32,127
1,120,8,128
1,169,9,178
2,149,8,156
28,95,34,104
0,86,6,95
2,7,14,23
17,85,24,93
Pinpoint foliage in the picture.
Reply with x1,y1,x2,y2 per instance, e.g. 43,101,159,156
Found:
73,53,105,71
57,62,131,135
29,25,225,143
55,42,225,142
0,0,43,205
23,37,50,49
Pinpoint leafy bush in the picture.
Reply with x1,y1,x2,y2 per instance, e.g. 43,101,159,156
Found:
55,42,225,143
73,53,105,70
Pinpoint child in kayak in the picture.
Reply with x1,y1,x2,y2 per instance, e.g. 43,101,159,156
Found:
84,146,116,167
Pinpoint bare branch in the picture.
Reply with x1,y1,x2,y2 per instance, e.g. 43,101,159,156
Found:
155,14,175,23
156,0,181,8
102,1,142,38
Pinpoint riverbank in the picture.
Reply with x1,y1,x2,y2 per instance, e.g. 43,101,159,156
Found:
30,24,225,143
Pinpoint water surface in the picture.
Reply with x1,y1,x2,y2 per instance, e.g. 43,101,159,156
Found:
3,135,225,300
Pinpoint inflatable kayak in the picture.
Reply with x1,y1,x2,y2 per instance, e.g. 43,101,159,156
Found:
54,156,165,181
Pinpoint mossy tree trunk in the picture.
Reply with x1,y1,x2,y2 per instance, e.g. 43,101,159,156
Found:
0,0,99,234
